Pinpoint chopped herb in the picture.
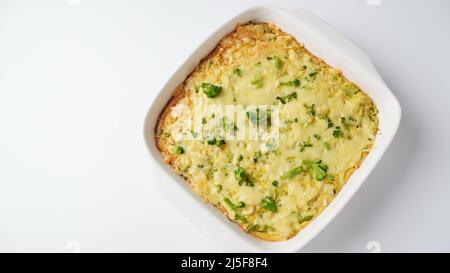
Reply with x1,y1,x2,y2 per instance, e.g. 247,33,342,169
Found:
157,129,170,139
206,168,217,180
314,134,321,140
232,67,242,77
246,224,259,232
268,56,282,69
251,75,264,88
246,224,275,233
282,159,328,181
326,174,335,182
223,197,237,211
223,198,248,223
261,196,278,212
215,184,222,193
234,167,246,182
333,127,344,138
217,139,225,146
201,83,222,98
243,177,255,187
312,161,328,181
341,117,358,129
344,84,360,98
207,137,225,147
272,180,279,187
299,139,313,152
304,103,316,116
234,167,254,187
182,165,190,173
318,113,328,120
327,118,334,128
237,154,244,162
273,56,282,69
202,117,207,125
323,142,331,150
303,159,328,181
252,151,262,163
367,107,378,121
279,79,300,87
281,166,304,179
235,213,248,223
173,145,184,154
276,92,297,104
298,214,314,224
308,71,318,80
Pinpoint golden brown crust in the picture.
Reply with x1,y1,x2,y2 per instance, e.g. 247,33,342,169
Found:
155,83,186,164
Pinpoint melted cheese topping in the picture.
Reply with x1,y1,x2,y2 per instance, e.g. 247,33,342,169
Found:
156,22,378,241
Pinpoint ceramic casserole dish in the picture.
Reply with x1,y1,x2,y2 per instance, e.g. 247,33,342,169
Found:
144,5,401,252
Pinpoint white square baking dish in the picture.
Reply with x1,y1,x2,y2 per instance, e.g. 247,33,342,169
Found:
143,5,401,252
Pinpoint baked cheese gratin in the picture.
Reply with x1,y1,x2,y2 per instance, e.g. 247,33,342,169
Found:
155,22,378,241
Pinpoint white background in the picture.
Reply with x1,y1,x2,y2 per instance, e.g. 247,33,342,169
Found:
1,0,449,252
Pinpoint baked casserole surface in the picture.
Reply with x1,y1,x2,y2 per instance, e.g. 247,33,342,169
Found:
155,22,378,241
